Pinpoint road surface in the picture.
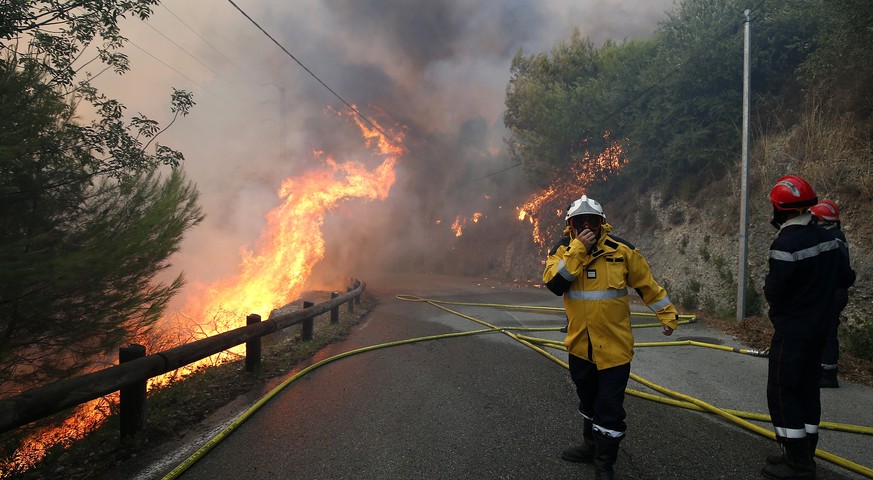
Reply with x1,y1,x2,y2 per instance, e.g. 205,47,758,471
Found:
132,273,872,480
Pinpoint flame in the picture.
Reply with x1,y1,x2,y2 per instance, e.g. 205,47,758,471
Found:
1,398,113,475
165,112,401,350
448,212,484,237
517,131,627,246
1,110,404,477
451,216,463,237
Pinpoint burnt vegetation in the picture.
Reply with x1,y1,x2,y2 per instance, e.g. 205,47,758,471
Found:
2,0,873,477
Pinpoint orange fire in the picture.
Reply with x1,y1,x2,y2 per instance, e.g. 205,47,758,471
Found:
0,110,404,477
451,216,463,237
449,212,484,237
517,131,627,246
169,114,401,344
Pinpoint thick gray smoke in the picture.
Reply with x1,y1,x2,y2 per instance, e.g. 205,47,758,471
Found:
95,0,674,302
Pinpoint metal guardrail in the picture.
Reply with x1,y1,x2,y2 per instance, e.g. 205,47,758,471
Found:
0,281,366,437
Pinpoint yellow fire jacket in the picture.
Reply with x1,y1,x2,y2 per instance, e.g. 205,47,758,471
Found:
542,224,678,370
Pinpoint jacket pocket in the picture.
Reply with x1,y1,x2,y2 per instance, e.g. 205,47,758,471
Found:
605,256,627,289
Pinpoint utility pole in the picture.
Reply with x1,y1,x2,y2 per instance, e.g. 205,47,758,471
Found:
737,9,752,323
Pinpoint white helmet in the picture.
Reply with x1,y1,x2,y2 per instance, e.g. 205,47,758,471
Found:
565,195,605,223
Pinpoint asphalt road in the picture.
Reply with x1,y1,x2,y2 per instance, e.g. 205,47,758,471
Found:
140,273,872,480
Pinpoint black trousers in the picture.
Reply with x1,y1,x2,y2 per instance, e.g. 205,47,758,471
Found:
569,354,630,436
822,295,848,366
767,334,826,434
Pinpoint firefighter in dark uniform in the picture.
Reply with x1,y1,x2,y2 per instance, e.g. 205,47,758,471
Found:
762,176,856,480
542,195,678,480
809,199,851,388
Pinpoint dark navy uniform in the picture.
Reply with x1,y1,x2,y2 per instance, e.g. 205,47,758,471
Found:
821,225,851,376
764,214,855,440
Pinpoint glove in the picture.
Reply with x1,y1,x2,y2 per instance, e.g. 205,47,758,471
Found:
562,238,590,277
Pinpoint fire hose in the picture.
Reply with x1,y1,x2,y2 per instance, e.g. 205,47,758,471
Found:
161,295,873,480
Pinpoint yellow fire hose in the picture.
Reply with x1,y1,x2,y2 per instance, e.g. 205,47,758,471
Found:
162,295,873,480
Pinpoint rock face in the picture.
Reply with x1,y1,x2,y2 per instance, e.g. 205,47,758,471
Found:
494,187,870,333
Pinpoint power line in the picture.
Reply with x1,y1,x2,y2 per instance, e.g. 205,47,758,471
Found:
225,0,408,152
126,39,242,112
142,20,222,79
481,0,769,186
161,3,242,72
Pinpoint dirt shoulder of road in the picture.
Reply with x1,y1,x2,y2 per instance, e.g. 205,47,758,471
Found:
701,312,873,388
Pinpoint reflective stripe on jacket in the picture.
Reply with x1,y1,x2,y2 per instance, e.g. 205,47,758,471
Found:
542,224,678,370
764,214,855,338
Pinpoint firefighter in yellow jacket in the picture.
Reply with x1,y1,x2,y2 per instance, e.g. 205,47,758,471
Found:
543,195,678,480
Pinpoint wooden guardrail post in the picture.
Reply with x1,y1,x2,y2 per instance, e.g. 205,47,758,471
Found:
347,287,354,313
302,301,314,341
119,344,147,442
246,314,262,372
0,281,367,436
330,291,339,324
353,279,361,305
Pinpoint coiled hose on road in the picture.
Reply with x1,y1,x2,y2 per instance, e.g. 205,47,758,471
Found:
162,295,873,479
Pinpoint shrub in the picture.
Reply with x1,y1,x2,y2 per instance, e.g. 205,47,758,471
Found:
843,320,873,362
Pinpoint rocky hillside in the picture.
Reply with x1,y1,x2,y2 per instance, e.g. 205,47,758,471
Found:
491,169,871,348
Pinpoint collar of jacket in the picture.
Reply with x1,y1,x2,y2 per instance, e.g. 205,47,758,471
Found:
595,223,614,248
780,212,812,231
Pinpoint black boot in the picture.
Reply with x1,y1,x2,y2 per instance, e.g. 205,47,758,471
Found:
562,418,595,463
761,437,816,479
593,431,622,480
808,433,819,466
819,367,839,388
766,433,818,466
766,437,786,465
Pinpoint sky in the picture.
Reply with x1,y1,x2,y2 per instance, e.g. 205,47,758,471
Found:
90,0,677,307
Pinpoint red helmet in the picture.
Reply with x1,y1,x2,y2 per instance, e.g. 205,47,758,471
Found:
810,199,840,222
768,175,818,211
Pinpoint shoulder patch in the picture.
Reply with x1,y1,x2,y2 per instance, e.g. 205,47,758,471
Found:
549,235,571,255
606,235,635,250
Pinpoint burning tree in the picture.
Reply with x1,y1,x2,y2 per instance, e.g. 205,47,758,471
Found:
0,1,201,394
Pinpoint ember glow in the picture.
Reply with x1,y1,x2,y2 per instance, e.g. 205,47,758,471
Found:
449,212,484,237
517,132,627,246
0,111,403,476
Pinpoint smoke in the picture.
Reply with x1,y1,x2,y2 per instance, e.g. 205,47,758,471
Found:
91,0,674,304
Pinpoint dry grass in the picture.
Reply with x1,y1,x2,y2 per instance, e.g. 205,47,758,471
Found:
703,313,873,388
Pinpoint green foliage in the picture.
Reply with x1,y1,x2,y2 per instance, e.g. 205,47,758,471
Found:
504,0,824,186
744,274,764,317
797,0,873,101
843,320,873,362
0,1,160,84
699,244,711,262
713,255,734,284
676,279,702,310
504,31,656,187
0,3,201,392
637,199,658,230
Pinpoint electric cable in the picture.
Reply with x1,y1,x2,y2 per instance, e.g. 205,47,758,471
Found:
125,39,240,111
160,4,243,72
225,0,407,153
142,20,223,79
